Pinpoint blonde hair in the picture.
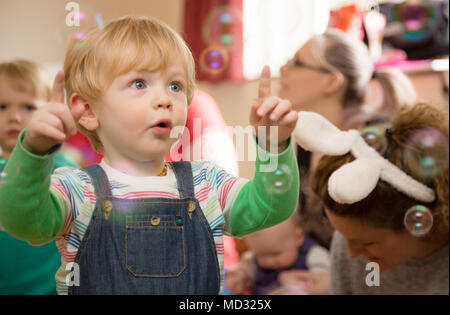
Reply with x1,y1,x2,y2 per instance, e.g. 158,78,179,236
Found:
309,28,417,114
64,16,196,153
0,59,52,101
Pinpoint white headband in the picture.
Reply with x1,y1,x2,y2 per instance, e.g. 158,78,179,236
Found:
293,111,436,204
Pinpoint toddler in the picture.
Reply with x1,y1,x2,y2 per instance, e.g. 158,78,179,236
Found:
225,215,330,294
0,59,77,294
0,16,299,295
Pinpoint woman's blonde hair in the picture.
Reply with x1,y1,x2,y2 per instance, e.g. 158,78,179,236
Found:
64,16,196,153
0,59,52,101
309,28,417,114
311,102,449,243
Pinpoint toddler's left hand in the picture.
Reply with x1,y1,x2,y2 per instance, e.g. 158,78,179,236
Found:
250,66,298,152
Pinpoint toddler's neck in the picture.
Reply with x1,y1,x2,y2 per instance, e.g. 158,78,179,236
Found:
102,156,167,177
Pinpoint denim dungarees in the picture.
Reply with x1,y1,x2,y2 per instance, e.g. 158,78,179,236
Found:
69,162,220,294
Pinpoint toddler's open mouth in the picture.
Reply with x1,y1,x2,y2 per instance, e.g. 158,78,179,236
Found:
151,119,172,135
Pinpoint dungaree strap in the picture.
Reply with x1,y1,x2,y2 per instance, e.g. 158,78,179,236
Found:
169,161,195,199
83,164,113,200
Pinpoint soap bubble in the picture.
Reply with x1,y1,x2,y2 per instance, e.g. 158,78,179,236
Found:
402,127,449,180
262,164,294,194
0,166,20,186
361,126,388,155
404,205,434,237
56,2,104,49
202,5,243,52
199,46,229,75
0,171,7,186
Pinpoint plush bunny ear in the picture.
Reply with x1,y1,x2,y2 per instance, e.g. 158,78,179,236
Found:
293,111,358,155
328,158,382,204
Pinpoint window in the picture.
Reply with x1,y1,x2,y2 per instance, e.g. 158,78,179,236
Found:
243,0,330,79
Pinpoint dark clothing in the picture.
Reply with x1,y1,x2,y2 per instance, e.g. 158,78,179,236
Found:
252,236,318,295
70,162,220,295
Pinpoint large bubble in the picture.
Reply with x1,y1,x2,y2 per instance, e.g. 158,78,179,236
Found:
402,127,449,180
261,163,294,195
56,2,104,49
404,205,434,237
361,126,389,156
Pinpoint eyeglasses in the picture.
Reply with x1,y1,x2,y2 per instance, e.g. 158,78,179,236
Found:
286,58,330,73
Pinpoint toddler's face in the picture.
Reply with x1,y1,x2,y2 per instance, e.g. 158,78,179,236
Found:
251,237,300,270
0,75,42,157
92,61,188,163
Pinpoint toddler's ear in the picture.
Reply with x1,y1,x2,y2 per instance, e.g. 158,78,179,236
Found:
70,93,99,131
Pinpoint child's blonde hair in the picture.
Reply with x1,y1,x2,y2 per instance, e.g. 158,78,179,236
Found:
64,16,196,153
0,59,52,101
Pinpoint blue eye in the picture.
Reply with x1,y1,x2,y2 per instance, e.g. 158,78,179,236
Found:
169,82,182,92
23,104,37,112
130,80,147,90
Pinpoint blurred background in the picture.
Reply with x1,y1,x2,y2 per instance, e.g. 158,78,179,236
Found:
0,0,448,178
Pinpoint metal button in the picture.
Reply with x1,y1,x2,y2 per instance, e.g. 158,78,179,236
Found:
186,201,196,219
101,200,113,220
186,200,196,212
151,216,160,226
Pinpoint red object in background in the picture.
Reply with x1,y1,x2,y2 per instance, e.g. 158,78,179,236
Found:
65,132,102,167
165,89,227,162
328,4,365,41
183,0,244,83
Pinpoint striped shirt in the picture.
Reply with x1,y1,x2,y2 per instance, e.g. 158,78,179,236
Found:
50,160,247,294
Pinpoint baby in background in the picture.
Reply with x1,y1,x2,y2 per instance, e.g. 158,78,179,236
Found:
225,214,330,295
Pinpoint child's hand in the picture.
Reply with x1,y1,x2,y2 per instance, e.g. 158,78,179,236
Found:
22,71,86,155
225,266,252,295
250,66,298,153
278,270,330,295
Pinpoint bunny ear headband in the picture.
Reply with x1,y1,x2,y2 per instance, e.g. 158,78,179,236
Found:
293,112,435,204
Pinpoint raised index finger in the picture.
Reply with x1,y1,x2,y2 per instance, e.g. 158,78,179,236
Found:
258,65,271,99
51,70,66,104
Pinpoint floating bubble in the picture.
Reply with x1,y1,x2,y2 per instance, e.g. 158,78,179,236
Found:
404,205,434,237
262,164,294,195
0,171,7,186
56,2,103,49
360,126,388,155
402,127,449,180
0,165,21,186
199,46,229,75
202,5,243,51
